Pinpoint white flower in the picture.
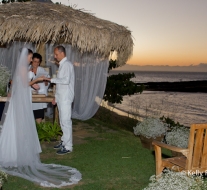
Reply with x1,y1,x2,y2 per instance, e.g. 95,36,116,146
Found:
144,169,207,190
133,117,167,139
0,170,8,185
165,127,189,148
0,64,11,96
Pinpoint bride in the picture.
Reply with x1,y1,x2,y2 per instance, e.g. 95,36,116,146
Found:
0,48,81,187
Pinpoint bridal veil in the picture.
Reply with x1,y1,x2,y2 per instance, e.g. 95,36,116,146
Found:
0,48,81,187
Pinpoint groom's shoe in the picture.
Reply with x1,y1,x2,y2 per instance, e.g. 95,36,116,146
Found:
54,141,63,149
56,146,71,155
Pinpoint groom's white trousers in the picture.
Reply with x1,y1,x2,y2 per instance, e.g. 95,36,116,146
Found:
57,101,72,151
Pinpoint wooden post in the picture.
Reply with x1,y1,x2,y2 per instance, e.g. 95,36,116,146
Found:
36,43,46,66
53,105,59,124
36,43,47,123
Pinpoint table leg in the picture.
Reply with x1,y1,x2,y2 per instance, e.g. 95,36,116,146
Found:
0,102,5,121
53,105,59,124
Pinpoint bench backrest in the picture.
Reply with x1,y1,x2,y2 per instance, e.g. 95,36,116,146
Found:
187,124,207,170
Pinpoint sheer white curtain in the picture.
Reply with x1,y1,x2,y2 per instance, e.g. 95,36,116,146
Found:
46,44,109,120
0,42,35,76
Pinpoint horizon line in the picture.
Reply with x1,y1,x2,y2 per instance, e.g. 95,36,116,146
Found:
125,63,207,67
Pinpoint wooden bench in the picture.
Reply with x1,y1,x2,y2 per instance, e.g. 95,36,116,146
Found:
152,124,207,176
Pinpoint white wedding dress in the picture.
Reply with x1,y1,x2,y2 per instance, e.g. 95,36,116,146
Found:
0,48,81,187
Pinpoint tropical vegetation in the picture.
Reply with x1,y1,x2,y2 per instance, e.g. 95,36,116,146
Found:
36,121,62,142
103,59,144,104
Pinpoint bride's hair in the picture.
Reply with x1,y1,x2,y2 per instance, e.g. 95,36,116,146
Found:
28,48,33,55
19,48,33,55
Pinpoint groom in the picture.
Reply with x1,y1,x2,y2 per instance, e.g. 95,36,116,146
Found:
49,45,75,155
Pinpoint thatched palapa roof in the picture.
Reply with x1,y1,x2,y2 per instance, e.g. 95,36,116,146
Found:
0,2,133,66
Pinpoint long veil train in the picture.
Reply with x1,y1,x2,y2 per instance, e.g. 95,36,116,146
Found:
0,48,81,187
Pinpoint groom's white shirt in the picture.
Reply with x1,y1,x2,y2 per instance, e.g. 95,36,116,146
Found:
51,57,75,103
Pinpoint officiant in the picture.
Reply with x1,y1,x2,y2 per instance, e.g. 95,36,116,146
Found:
29,53,50,123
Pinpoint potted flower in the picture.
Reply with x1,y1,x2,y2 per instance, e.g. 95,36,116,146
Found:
133,117,167,150
165,126,189,149
160,116,190,156
0,170,8,188
164,126,190,156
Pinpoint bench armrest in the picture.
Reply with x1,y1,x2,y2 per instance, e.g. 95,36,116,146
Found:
152,140,189,156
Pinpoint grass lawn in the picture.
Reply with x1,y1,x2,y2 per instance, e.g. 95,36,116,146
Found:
3,107,171,190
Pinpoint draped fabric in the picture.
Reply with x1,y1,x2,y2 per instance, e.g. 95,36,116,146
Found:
46,44,109,120
0,42,35,76
0,42,109,120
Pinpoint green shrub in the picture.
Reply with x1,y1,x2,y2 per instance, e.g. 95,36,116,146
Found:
104,59,144,104
36,121,62,142
160,115,185,129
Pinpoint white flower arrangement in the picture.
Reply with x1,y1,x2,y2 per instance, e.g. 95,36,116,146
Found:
0,64,11,96
143,169,207,190
0,170,8,186
133,117,167,139
165,127,190,148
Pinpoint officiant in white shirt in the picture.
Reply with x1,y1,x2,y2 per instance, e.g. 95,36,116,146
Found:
46,45,75,155
29,53,50,123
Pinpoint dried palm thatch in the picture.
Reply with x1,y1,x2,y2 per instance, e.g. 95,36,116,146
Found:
0,2,133,66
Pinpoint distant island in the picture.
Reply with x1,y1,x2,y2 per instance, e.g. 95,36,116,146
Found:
113,63,207,72
138,81,207,93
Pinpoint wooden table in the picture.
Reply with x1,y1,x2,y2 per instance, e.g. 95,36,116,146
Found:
0,93,54,103
32,93,54,103
0,93,58,123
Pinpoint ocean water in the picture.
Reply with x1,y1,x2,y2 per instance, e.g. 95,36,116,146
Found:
109,71,207,126
110,70,207,83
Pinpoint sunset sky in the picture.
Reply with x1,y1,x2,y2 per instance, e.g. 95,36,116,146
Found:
53,0,207,66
